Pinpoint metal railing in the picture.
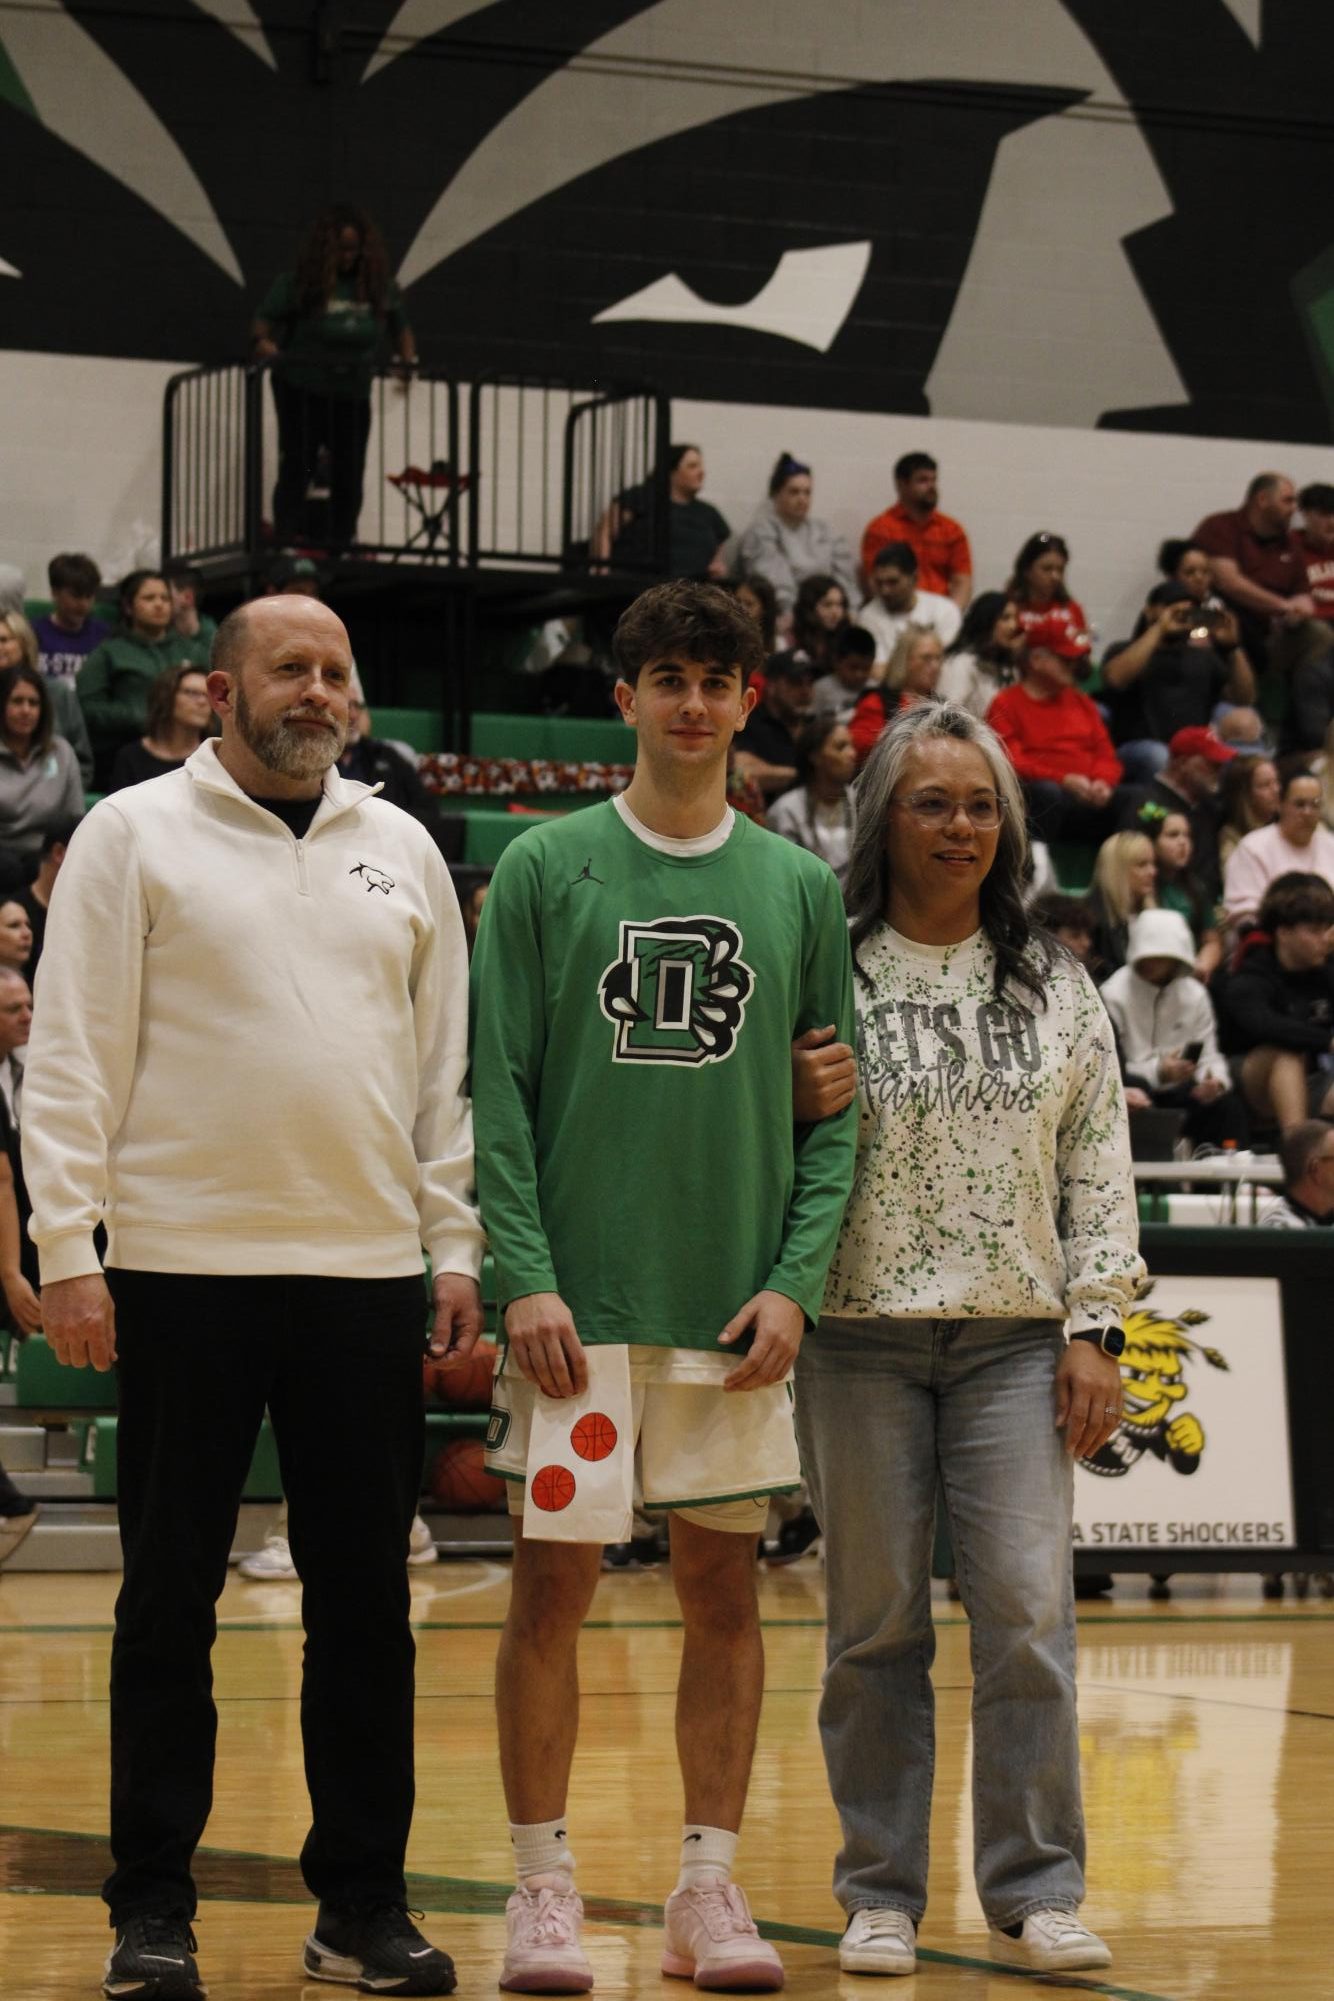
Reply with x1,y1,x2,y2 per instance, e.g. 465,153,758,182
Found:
163,363,669,582
161,362,262,569
467,373,670,575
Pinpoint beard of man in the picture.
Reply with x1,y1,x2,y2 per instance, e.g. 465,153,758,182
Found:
234,679,347,779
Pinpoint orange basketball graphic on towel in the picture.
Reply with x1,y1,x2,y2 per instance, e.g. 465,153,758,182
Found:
571,1412,618,1462
531,1463,577,1512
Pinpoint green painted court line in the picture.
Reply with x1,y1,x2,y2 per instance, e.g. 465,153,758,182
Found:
5,1608,1333,1636
0,1823,1179,2001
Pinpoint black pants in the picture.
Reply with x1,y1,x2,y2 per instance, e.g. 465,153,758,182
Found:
271,379,372,549
104,1269,425,1924
1022,780,1143,847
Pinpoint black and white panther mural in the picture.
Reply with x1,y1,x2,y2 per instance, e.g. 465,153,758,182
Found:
1,0,1331,441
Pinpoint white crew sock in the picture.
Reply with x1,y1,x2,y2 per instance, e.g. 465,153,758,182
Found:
676,1824,738,1892
510,1817,576,1892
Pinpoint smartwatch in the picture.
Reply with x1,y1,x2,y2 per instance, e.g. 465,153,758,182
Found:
1071,1325,1126,1358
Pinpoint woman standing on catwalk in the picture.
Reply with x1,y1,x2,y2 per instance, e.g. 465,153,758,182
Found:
794,700,1142,1979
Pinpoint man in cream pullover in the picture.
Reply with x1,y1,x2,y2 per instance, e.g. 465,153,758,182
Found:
22,596,482,2001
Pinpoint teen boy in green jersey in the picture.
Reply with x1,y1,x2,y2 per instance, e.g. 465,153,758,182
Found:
470,581,856,1994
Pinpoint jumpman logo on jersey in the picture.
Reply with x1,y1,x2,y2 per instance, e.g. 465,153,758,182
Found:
571,858,605,886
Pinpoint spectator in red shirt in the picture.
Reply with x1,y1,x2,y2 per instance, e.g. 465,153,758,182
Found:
849,629,944,766
1297,482,1334,622
859,452,972,608
1005,532,1092,658
989,614,1127,844
1287,484,1334,751
1192,472,1315,663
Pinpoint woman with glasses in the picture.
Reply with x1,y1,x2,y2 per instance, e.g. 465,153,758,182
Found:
793,702,1141,1980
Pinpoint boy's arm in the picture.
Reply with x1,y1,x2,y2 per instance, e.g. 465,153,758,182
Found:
764,870,858,1322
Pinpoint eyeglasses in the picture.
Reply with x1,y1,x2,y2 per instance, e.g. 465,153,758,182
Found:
891,789,1005,830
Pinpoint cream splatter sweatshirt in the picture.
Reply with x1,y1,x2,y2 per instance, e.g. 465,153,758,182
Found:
22,740,483,1284
823,924,1142,1329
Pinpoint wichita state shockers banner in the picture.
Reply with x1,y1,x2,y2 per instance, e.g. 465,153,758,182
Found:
1074,1277,1295,1554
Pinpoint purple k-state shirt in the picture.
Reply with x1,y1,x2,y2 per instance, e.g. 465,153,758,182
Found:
33,614,109,683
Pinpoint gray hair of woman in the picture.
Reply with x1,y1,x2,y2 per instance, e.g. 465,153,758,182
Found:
845,700,1054,1006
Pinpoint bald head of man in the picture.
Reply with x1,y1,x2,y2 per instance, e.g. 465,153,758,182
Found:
207,595,354,794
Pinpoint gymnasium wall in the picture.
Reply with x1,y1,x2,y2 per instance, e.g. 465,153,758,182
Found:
2,0,1332,629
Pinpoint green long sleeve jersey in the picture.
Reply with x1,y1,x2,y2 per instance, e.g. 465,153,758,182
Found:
469,801,857,1350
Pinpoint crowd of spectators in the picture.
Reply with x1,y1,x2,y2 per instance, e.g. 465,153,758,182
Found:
4,450,1334,1200
718,451,1334,1159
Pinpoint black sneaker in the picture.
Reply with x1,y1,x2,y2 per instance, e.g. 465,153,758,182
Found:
103,1913,206,1998
304,1903,457,1995
601,1532,662,1571
0,1503,39,1569
765,1506,822,1566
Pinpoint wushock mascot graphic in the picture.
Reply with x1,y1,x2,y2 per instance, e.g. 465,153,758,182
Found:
1083,1296,1229,1480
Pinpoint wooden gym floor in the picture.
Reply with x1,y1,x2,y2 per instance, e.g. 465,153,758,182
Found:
2,1560,1332,2000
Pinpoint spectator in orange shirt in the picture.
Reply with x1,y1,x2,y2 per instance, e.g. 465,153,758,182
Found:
859,452,972,608
989,614,1130,845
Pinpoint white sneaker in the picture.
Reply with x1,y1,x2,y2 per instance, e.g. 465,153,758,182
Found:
238,1534,297,1581
661,1878,784,1990
500,1883,593,1992
839,1907,917,1975
407,1513,439,1566
987,1909,1111,1972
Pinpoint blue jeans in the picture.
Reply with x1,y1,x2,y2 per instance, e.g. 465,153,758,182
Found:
795,1315,1085,1928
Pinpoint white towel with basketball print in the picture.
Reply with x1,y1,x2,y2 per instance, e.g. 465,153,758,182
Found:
522,1345,634,1543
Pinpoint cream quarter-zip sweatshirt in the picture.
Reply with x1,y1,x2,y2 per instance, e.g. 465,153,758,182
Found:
22,740,483,1284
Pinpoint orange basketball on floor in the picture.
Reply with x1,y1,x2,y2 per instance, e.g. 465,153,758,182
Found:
427,1437,508,1513
423,1341,498,1412
530,1463,576,1512
571,1411,618,1462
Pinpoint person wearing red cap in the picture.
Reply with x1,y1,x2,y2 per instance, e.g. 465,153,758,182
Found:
988,616,1127,843
1127,726,1236,904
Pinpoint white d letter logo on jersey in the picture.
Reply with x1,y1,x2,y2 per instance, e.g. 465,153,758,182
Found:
598,916,753,1065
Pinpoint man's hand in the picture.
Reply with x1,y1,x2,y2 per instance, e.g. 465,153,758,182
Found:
1088,780,1113,808
426,1271,484,1365
1054,1339,1124,1461
719,1289,805,1390
1283,593,1318,624
1162,600,1198,638
1191,1075,1227,1104
1062,773,1094,800
504,1291,587,1399
1158,1051,1196,1087
41,1273,116,1372
1212,606,1242,652
792,1024,857,1122
1,1268,41,1338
